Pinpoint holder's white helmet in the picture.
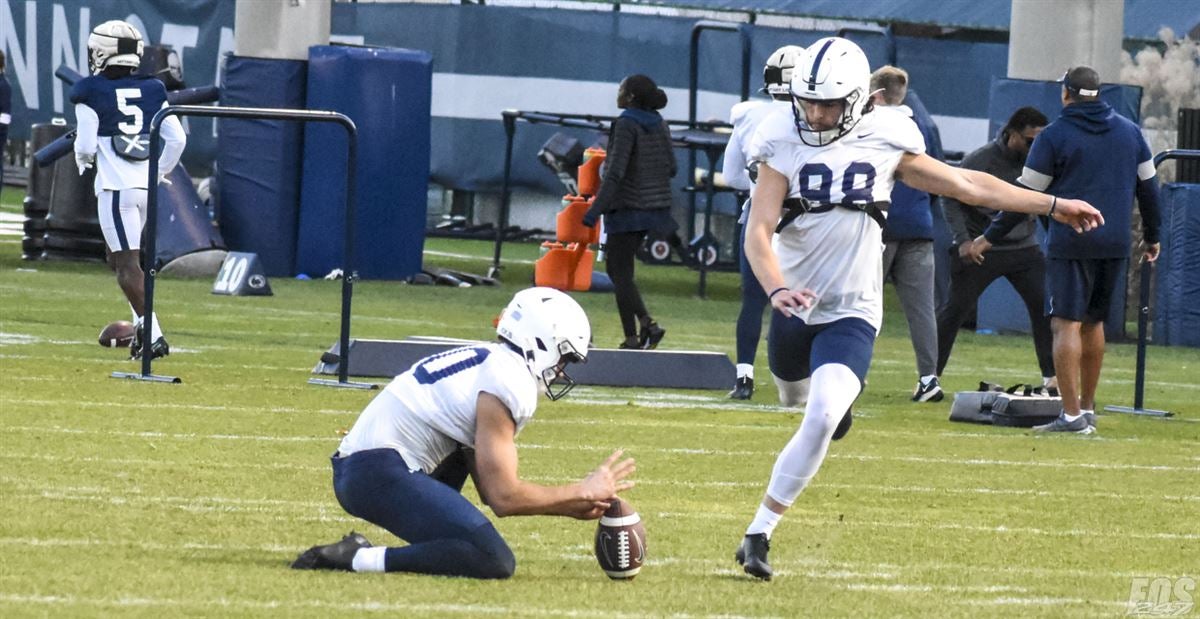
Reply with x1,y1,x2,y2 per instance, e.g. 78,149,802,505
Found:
496,287,590,400
789,37,873,146
762,45,806,97
88,20,144,74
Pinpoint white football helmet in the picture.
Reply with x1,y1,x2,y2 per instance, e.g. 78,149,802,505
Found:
762,45,806,97
496,287,590,400
88,20,144,74
789,37,873,146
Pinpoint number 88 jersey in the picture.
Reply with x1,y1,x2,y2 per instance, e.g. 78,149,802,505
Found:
70,74,169,192
748,106,925,330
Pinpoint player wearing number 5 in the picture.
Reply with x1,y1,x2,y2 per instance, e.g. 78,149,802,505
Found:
734,37,1105,580
293,288,636,579
71,21,186,360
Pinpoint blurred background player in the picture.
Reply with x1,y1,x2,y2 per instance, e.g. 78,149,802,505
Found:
582,75,675,350
1021,67,1161,434
737,37,1104,581
293,288,636,579
869,65,944,403
938,107,1056,390
0,50,11,190
722,44,805,401
72,20,186,360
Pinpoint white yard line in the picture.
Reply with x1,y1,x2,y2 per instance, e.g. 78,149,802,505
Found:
0,592,760,619
6,483,1194,542
2,425,1195,472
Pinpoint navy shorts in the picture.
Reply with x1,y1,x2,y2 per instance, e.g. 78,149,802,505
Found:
1045,257,1126,322
767,315,877,384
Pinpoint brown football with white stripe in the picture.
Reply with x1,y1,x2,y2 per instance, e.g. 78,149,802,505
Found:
594,498,646,580
98,321,135,348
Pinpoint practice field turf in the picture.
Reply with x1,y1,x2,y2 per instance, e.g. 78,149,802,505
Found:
1,187,1196,618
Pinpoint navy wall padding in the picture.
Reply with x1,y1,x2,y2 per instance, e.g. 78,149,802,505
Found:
297,45,431,281
216,55,308,276
156,165,225,266
1155,183,1200,347
977,79,1142,339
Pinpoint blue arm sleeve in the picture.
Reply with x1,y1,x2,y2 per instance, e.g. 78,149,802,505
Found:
1136,176,1161,245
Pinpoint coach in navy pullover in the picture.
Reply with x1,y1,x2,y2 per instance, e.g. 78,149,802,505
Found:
1017,66,1160,430
1018,85,1160,259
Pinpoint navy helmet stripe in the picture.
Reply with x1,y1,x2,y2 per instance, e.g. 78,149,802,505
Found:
806,39,836,87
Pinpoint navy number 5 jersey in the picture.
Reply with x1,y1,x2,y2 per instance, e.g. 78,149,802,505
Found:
70,74,185,193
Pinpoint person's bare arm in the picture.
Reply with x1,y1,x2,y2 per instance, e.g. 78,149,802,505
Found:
744,164,816,315
895,152,1104,233
471,392,635,519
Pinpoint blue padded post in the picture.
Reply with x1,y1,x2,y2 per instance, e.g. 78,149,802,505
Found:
297,45,432,280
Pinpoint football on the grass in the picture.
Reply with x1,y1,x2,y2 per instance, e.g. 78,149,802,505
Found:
594,498,646,580
98,321,135,348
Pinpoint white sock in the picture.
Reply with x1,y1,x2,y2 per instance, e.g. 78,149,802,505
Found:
351,546,386,573
745,504,782,538
1063,412,1082,422
1080,408,1094,416
1043,376,1056,386
736,364,754,379
148,312,163,341
920,374,937,385
764,364,862,506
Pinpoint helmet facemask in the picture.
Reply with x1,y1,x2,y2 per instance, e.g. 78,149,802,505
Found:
540,339,587,401
791,90,869,147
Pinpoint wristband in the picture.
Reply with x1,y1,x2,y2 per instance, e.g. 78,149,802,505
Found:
768,287,789,301
1048,196,1057,217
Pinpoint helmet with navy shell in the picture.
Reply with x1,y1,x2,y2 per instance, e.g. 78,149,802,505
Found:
496,287,590,401
762,45,806,97
88,20,145,74
789,37,873,146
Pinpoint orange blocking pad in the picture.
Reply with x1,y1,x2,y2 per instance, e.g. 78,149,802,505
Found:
556,196,599,245
535,245,594,291
577,146,606,197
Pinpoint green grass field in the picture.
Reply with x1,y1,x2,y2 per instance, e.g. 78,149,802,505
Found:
1,185,1197,618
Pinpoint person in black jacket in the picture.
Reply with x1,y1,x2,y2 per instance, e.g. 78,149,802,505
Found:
937,107,1056,391
583,74,677,349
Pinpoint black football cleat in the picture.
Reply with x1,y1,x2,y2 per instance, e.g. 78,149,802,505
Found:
131,336,170,360
735,533,773,581
291,531,372,571
831,408,853,441
728,376,754,400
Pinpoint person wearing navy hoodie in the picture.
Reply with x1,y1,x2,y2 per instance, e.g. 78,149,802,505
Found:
870,66,946,403
584,74,677,349
1019,67,1161,434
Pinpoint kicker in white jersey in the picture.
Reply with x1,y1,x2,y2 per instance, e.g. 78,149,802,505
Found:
748,105,925,329
338,343,538,473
